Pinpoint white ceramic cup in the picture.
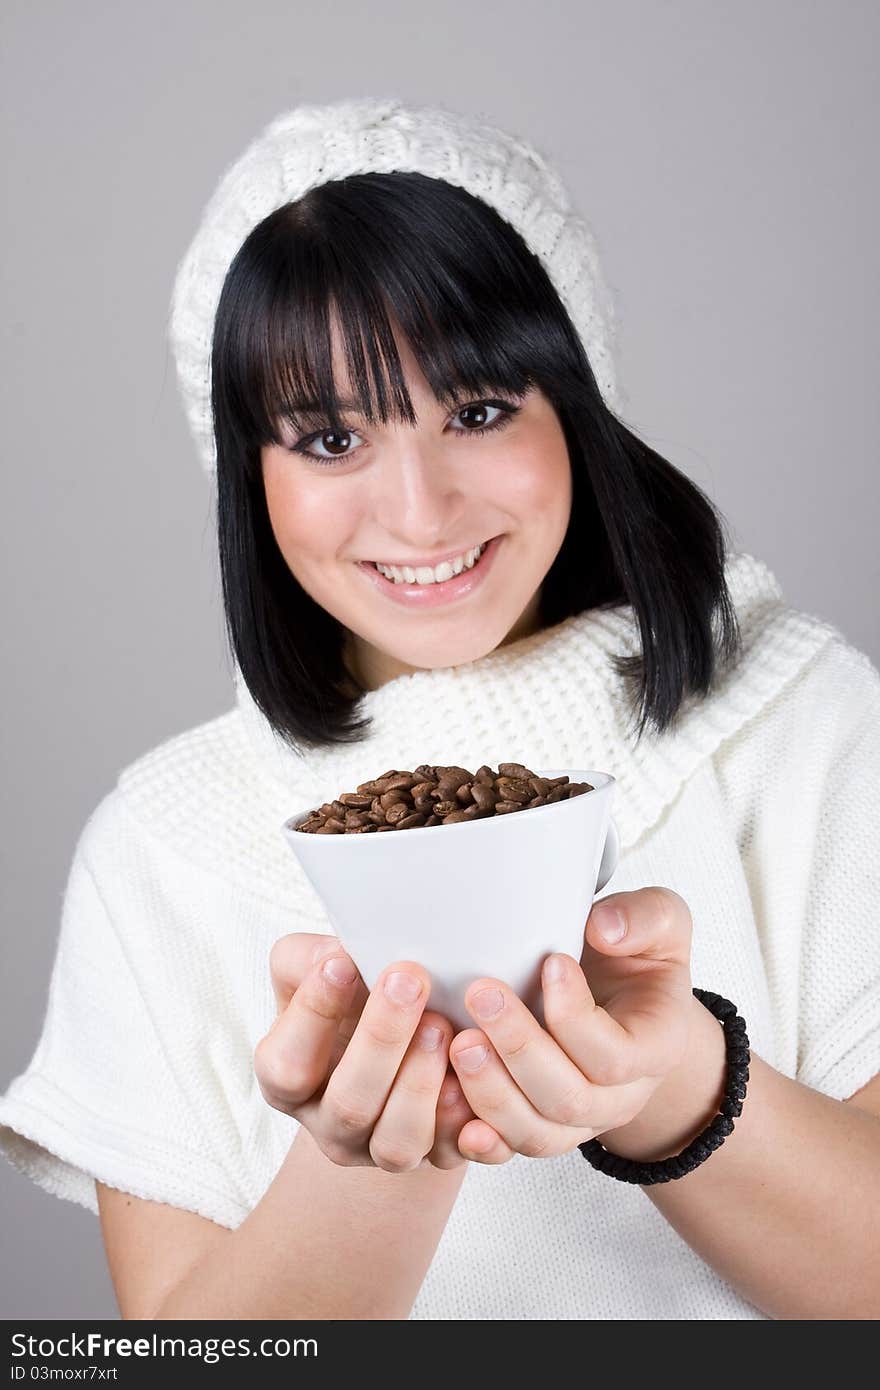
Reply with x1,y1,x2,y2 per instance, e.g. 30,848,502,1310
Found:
281,769,619,1034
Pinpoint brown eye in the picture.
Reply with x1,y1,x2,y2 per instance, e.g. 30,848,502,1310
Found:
458,403,493,429
450,400,520,438
316,429,352,456
288,395,521,469
291,426,365,465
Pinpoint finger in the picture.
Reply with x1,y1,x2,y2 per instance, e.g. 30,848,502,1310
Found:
270,932,343,1013
320,961,431,1141
457,1118,516,1166
429,1069,480,1169
462,978,597,1127
255,948,362,1108
450,1029,570,1158
368,1012,453,1172
546,948,692,1084
543,951,654,1084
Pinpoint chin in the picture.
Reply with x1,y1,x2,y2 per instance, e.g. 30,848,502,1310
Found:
397,622,513,672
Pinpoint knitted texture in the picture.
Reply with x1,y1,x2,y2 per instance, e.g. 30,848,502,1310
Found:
1,549,878,1319
168,96,625,476
107,552,844,908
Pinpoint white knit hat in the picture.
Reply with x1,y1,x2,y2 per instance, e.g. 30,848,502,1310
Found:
168,96,626,477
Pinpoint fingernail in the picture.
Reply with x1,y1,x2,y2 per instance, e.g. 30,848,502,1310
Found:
471,987,504,1020
593,903,626,943
439,1085,462,1107
384,971,423,1005
454,1044,489,1072
322,954,357,986
543,954,566,985
417,1024,444,1050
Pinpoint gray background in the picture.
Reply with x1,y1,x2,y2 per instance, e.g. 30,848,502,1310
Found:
1,0,877,1319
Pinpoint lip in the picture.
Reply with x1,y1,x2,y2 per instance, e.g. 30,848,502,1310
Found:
356,535,504,607
365,541,490,569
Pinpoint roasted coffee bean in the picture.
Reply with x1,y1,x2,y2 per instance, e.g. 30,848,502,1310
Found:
380,773,419,791
444,765,472,783
471,782,498,811
337,791,373,808
495,777,532,804
379,789,408,810
435,777,468,800
294,763,594,833
497,762,534,780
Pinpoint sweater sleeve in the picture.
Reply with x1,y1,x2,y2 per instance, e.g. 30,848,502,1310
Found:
792,643,880,1100
713,633,880,1103
0,795,249,1231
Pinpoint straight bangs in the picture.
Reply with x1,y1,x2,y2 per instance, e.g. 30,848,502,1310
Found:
211,170,596,479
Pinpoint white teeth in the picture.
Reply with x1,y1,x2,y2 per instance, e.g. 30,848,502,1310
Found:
374,542,487,585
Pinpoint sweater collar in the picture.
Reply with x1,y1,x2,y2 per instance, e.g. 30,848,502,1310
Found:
232,551,836,851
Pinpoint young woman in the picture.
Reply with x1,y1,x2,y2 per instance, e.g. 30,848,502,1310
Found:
1,99,878,1322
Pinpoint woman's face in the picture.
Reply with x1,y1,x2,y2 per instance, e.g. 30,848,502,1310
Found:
260,318,573,691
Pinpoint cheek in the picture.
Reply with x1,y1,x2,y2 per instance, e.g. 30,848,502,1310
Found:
492,441,571,518
263,460,356,559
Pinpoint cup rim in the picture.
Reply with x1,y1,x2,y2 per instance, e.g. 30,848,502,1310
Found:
282,768,615,840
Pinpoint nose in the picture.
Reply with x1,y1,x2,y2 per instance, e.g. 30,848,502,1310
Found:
374,440,466,547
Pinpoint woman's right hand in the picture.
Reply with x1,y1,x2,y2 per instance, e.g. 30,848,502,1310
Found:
254,933,477,1171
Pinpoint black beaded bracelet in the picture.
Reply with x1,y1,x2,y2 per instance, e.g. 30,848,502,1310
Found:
577,988,750,1185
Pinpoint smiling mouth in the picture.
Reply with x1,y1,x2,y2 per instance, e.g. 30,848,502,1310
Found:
363,539,494,585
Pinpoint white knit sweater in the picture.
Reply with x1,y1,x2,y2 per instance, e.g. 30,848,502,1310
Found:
2,550,878,1320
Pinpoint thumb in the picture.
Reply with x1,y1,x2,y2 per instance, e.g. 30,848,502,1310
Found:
588,897,629,946
586,888,692,966
269,932,342,1014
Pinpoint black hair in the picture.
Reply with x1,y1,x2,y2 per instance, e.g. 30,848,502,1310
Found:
210,170,741,756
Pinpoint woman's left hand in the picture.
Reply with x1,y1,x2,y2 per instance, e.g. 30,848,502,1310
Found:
449,887,696,1164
